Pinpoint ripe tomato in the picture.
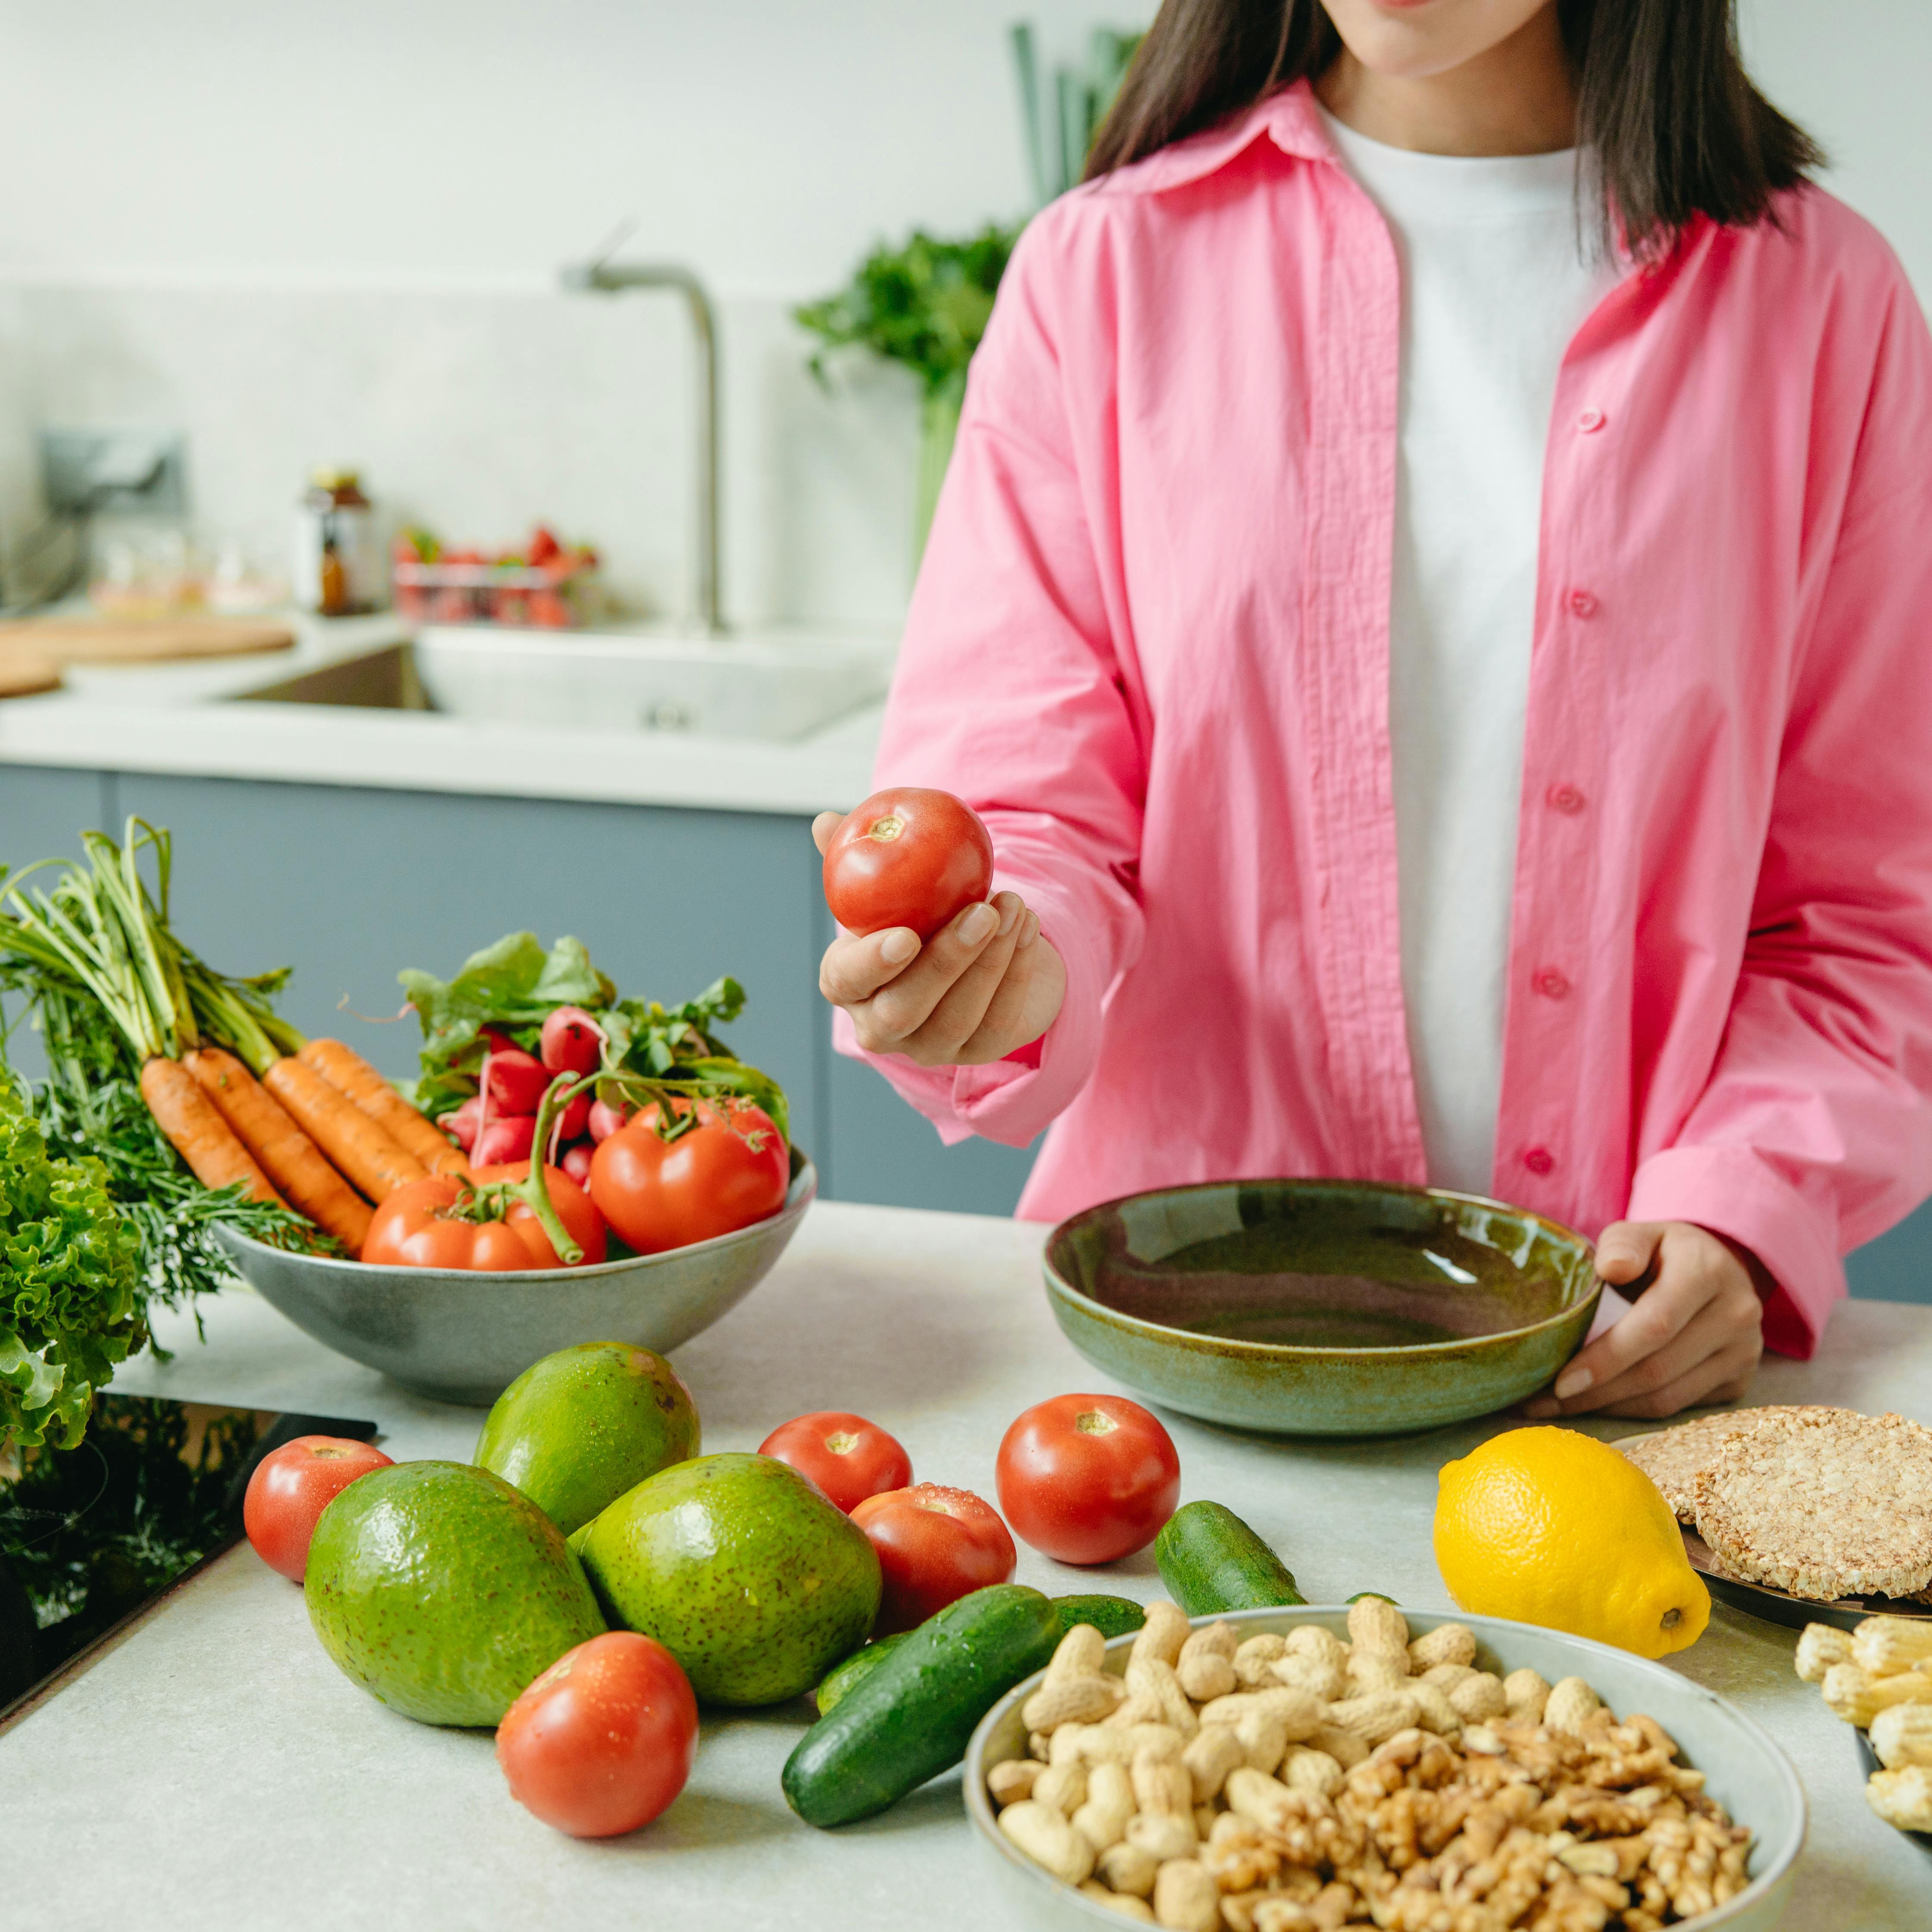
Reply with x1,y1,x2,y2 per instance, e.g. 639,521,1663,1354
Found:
995,1393,1180,1565
496,1632,698,1837
822,787,994,941
849,1483,1016,1634
243,1435,394,1581
361,1163,607,1269
588,1101,787,1254
759,1411,913,1514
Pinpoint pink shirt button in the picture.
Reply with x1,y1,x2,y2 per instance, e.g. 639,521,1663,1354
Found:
1534,967,1571,1000
1578,408,1606,433
1568,590,1599,618
1523,1147,1555,1176
1548,784,1586,815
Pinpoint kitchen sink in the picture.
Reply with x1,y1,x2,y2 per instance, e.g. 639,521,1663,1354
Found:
232,626,894,743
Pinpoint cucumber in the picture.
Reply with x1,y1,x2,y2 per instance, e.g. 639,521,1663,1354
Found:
1154,1501,1305,1615
813,1631,912,1716
1346,1590,1397,1606
782,1584,1061,1828
1052,1593,1146,1642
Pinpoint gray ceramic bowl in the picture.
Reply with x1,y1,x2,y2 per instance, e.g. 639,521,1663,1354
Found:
1044,1178,1600,1435
966,1606,1804,1932
213,1154,815,1405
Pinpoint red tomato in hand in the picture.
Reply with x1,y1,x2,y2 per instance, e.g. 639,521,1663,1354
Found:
759,1411,913,1514
496,1632,698,1838
850,1483,1016,1634
361,1163,606,1269
243,1435,393,1581
995,1393,1180,1565
588,1101,787,1253
822,787,994,941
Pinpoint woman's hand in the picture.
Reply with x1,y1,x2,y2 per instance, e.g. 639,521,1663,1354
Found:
1521,1221,1767,1420
812,812,1067,1068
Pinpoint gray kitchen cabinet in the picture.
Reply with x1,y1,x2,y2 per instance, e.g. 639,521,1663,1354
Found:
13,757,1925,1283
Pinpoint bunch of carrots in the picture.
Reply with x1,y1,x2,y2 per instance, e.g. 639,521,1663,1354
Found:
0,819,464,1255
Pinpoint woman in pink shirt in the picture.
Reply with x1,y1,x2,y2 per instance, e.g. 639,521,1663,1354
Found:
816,0,1932,1418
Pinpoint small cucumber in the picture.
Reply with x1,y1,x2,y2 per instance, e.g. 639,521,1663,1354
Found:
1051,1593,1147,1642
1346,1590,1398,1606
782,1584,1061,1828
1154,1501,1305,1615
813,1631,912,1716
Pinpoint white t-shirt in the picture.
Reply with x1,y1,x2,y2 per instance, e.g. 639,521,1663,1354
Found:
1322,111,1618,1196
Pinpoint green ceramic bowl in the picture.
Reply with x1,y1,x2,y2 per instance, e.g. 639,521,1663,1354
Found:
1043,1177,1600,1435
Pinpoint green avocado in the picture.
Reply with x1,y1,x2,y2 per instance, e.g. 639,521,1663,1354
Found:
474,1341,701,1537
582,1452,880,1706
304,1460,605,1727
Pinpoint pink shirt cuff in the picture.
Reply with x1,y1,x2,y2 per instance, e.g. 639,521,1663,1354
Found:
831,889,1107,1150
1626,1144,1844,1359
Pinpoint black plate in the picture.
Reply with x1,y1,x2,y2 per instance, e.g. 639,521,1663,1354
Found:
1854,1727,1932,1856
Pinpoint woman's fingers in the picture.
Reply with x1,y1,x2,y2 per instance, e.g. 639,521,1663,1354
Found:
1593,1218,1666,1287
811,810,844,857
957,913,1041,1063
1586,1334,1764,1420
819,925,925,1006
825,895,1025,1048
1554,1284,1763,1417
897,916,1026,1064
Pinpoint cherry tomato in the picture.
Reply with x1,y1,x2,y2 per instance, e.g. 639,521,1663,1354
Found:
995,1393,1180,1566
361,1163,606,1270
759,1411,913,1514
496,1632,698,1838
243,1435,393,1581
589,1101,787,1254
539,1006,604,1076
822,787,994,941
849,1483,1016,1634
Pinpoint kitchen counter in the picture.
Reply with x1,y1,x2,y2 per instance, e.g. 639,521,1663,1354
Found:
0,612,884,815
9,1201,1930,1930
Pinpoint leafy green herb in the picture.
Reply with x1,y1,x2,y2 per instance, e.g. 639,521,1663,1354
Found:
0,1084,142,1449
795,225,1018,405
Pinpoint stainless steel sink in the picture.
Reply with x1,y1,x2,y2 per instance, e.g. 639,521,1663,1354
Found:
232,627,894,743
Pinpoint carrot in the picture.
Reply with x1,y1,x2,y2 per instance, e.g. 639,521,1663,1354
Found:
140,1057,285,1207
298,1036,471,1179
262,1057,428,1202
185,1047,373,1251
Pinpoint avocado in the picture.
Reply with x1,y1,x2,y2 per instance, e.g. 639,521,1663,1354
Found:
582,1452,880,1706
305,1460,605,1727
474,1341,701,1537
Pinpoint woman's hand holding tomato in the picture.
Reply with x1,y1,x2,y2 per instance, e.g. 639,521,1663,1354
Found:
496,1632,698,1838
996,1394,1181,1565
850,1483,1016,1634
759,1411,912,1514
588,1100,788,1253
243,1435,394,1581
812,808,1065,1069
361,1162,606,1270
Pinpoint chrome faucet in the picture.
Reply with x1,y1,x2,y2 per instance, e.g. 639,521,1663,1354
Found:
561,258,722,637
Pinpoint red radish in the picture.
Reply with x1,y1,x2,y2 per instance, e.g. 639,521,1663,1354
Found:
540,1006,605,1076
485,1048,551,1115
438,1095,484,1151
557,1088,592,1140
588,1099,630,1144
561,1141,595,1186
483,1029,523,1057
473,1113,537,1166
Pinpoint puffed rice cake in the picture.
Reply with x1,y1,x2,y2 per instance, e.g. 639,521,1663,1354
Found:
1692,1408,1932,1602
1618,1405,1849,1522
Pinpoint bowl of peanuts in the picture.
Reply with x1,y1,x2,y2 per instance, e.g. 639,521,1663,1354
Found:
966,1597,1804,1932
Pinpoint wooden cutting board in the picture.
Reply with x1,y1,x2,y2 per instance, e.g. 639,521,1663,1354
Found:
0,617,297,667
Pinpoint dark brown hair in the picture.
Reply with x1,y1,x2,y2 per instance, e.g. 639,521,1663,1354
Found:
1086,0,1821,255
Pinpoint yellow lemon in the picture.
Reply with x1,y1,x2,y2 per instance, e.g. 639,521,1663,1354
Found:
1433,1427,1709,1658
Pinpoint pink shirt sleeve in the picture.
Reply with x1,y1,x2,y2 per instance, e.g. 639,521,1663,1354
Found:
1628,262,1932,1355
835,214,1146,1149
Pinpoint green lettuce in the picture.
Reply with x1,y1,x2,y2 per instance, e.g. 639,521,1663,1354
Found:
1,1086,143,1449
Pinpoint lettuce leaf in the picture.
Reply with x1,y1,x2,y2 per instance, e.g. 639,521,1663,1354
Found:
1,1087,143,1449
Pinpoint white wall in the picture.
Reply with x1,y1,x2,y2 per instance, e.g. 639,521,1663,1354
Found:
0,2,1922,630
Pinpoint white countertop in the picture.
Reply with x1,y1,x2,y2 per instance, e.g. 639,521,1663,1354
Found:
9,1201,1931,1931
0,613,883,815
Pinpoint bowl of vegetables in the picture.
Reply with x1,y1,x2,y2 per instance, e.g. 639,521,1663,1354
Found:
1042,1178,1600,1436
213,1145,815,1406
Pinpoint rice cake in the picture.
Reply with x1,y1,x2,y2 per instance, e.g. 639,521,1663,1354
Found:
1693,1409,1932,1603
1618,1406,1849,1522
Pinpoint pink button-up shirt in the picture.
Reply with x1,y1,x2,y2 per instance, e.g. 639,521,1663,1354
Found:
840,81,1932,1357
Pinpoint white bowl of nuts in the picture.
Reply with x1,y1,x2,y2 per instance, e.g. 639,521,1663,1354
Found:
966,1601,1804,1932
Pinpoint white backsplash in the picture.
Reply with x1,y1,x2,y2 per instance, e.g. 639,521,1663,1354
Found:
0,279,922,633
